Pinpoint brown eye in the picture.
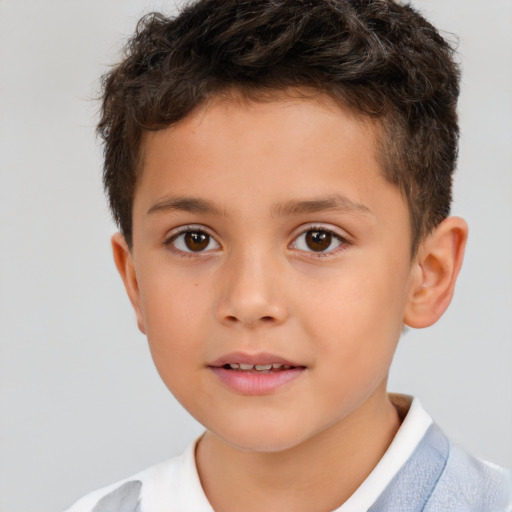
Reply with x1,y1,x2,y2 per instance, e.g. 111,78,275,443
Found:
292,228,344,254
305,230,332,252
184,231,210,251
169,228,220,253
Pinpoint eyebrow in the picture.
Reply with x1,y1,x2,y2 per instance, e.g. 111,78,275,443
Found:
147,196,227,216
270,194,372,218
147,194,372,217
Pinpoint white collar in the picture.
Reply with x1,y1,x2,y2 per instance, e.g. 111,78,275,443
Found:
334,394,433,511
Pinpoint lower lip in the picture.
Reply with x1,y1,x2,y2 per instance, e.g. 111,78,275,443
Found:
210,367,305,395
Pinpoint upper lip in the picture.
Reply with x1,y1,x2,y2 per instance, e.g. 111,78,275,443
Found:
209,352,304,368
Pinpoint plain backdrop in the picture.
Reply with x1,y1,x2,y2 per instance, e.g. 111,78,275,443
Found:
0,1,511,511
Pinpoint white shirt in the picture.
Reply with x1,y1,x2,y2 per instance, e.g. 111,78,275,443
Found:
65,395,432,512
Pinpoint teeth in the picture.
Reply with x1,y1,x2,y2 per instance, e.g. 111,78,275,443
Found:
255,364,272,371
226,363,295,371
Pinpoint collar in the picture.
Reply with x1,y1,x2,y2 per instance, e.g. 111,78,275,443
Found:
334,394,433,512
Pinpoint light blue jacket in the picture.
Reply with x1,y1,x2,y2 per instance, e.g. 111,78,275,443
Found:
368,424,512,511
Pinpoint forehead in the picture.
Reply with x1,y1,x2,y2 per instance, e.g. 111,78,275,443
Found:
140,89,378,160
133,93,406,232
139,94,377,186
173,89,376,144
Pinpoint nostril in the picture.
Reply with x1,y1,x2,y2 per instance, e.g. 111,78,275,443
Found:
223,314,276,325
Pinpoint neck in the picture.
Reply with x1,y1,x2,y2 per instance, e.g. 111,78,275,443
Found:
195,389,401,512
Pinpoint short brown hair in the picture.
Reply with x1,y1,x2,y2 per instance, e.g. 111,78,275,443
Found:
98,0,460,251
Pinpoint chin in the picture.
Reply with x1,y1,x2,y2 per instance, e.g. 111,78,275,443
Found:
209,419,314,453
224,434,303,453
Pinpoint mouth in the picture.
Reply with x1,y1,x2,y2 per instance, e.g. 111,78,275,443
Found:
208,353,306,395
219,362,299,373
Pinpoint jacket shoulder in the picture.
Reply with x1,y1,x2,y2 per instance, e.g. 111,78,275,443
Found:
426,444,512,512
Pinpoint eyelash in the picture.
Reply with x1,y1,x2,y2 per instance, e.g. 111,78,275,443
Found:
163,224,351,258
290,225,350,257
164,225,220,258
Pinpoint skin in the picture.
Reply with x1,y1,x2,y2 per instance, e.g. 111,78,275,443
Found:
112,93,467,511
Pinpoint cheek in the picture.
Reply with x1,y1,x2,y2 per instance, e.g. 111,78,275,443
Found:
137,271,211,377
140,265,208,330
300,259,408,367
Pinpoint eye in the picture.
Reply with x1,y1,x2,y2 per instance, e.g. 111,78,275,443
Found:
167,228,220,253
292,228,345,254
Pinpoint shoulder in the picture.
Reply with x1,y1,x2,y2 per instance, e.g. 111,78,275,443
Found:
366,399,512,512
425,441,512,512
63,438,213,512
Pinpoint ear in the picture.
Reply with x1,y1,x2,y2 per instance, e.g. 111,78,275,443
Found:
111,233,147,334
404,217,468,328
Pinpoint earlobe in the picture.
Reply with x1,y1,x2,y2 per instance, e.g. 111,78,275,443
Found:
111,233,147,334
404,217,468,329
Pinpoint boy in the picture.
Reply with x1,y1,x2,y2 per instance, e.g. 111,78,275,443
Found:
66,0,512,510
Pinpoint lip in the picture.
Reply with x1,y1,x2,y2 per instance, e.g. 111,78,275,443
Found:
208,352,306,395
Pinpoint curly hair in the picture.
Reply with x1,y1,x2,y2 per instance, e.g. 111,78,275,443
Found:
98,0,460,251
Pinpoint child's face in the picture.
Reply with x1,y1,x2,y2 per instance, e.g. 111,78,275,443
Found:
122,94,418,452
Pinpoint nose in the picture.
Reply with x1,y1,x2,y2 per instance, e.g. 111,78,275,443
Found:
216,249,289,328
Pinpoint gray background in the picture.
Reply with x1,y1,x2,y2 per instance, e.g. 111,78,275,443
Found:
0,1,511,511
